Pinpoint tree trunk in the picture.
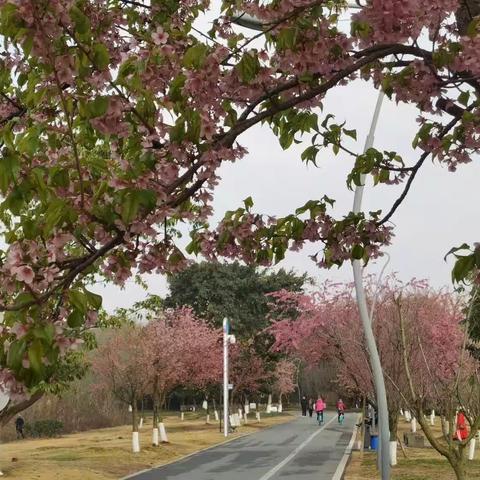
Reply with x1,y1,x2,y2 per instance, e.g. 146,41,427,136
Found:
131,399,140,453
452,457,467,480
389,409,398,441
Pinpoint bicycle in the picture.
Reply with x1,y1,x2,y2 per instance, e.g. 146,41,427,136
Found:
317,411,324,426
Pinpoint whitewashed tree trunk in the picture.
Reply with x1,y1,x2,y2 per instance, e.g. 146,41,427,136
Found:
214,410,219,421
238,408,242,418
152,427,159,446
128,404,133,412
430,410,435,426
267,394,272,413
243,412,248,424
390,441,397,466
132,432,140,453
206,414,211,424
411,418,417,433
159,422,168,443
256,412,261,422
469,438,476,460
278,403,283,413
138,418,143,429
399,408,404,416
180,412,184,421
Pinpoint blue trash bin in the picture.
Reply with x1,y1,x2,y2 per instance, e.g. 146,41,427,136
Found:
370,434,379,450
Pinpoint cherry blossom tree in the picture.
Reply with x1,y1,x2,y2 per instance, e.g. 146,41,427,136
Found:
91,325,149,452
269,278,478,477
143,307,221,442
1,1,480,436
272,358,297,407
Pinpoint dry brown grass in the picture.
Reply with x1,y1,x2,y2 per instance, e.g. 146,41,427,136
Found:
0,411,294,479
344,416,480,480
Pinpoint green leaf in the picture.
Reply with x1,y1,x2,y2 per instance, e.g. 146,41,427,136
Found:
70,5,90,35
243,196,254,211
85,289,102,310
458,91,470,107
452,255,475,283
87,96,109,118
7,339,26,370
92,43,110,70
343,128,357,140
68,290,88,315
121,191,141,224
67,309,85,328
237,52,261,83
444,243,470,261
301,145,319,165
183,43,208,69
352,244,364,260
28,339,44,374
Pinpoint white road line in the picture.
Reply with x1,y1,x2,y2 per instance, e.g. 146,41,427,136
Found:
257,415,336,480
331,415,360,480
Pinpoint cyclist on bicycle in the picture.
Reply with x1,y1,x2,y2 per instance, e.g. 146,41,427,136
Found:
336,398,346,423
315,396,326,425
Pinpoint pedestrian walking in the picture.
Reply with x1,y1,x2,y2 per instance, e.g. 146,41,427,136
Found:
315,396,326,425
308,398,314,418
15,416,25,439
300,395,307,416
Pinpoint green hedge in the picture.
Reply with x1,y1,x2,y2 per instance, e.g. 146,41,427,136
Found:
25,420,63,438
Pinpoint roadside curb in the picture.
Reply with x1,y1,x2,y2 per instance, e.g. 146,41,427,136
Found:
332,413,361,480
120,415,296,480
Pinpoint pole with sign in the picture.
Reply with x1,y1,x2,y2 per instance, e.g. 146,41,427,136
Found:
223,318,235,437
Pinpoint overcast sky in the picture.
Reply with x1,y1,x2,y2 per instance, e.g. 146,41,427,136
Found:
93,3,480,312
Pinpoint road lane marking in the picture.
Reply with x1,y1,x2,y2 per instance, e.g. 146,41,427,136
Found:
257,415,336,480
332,414,360,480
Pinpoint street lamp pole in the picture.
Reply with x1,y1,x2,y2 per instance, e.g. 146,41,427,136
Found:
223,317,229,437
231,4,391,477
352,90,391,479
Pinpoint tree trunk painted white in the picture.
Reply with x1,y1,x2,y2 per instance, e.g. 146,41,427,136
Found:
266,404,272,414
132,432,140,453
411,418,417,433
180,412,184,421
139,418,143,429
214,410,219,422
234,413,241,426
206,414,211,424
159,422,168,443
469,438,476,460
278,403,283,413
430,410,435,426
243,412,248,424
256,412,261,422
229,414,235,427
245,404,250,414
399,409,404,416
152,427,159,446
389,441,397,466
202,400,208,410
267,393,272,412
404,410,411,422
128,404,133,412
238,408,242,418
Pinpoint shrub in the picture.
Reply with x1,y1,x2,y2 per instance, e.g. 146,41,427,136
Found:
25,420,63,438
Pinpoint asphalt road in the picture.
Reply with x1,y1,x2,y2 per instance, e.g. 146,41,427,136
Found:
126,412,357,480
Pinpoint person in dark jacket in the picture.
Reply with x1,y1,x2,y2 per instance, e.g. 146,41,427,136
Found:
308,398,314,417
15,416,25,439
300,395,308,416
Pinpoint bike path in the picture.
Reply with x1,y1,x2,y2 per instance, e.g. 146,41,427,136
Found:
126,412,357,480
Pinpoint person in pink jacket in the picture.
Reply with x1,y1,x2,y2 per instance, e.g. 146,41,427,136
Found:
315,396,326,425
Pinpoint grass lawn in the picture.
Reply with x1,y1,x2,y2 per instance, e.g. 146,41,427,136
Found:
0,411,294,479
345,416,480,480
